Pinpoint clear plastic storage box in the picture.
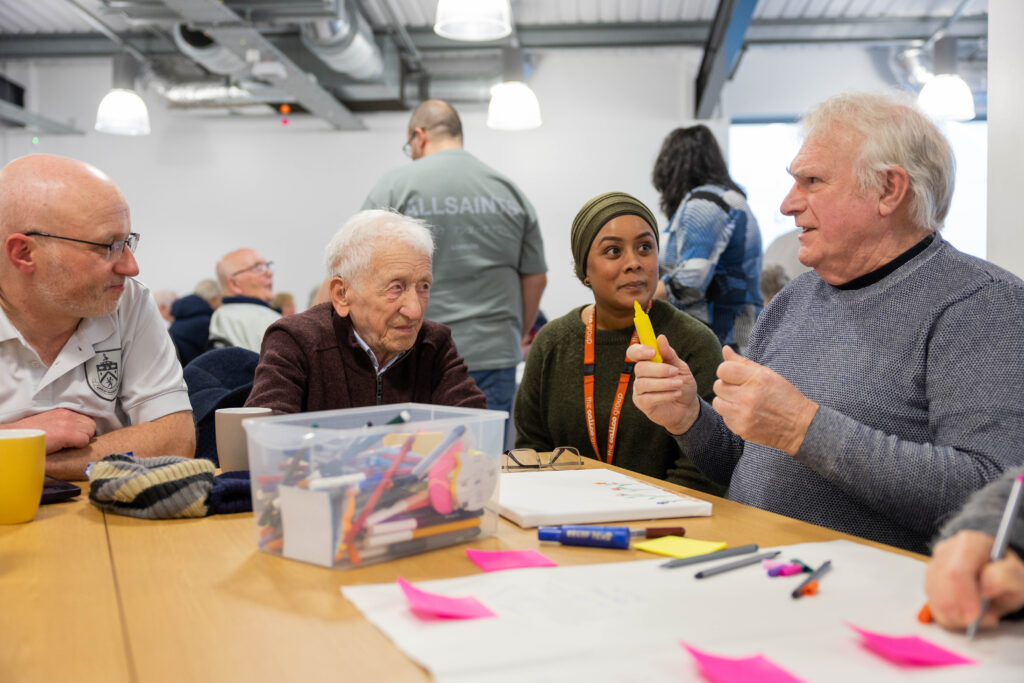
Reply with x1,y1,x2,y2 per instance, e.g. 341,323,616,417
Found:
243,403,505,568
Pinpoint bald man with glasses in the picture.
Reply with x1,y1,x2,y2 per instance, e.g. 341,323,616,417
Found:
208,248,281,352
0,154,194,479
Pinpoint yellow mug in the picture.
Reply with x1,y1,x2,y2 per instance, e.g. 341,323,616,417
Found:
0,429,46,524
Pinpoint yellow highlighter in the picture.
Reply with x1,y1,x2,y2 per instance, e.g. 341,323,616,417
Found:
633,300,663,362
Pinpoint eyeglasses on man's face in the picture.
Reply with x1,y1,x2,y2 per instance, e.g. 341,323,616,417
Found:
502,446,584,472
25,231,140,262
402,129,418,157
231,261,274,277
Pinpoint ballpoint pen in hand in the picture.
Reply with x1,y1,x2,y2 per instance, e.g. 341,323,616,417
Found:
966,474,1024,638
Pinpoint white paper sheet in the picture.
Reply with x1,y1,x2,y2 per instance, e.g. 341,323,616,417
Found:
341,540,1024,682
497,468,712,528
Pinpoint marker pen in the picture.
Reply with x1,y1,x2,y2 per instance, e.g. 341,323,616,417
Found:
357,526,483,562
411,424,467,478
633,300,663,362
537,525,631,549
555,524,685,539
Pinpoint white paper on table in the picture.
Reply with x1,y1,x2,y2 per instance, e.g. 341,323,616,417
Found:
341,540,1024,682
496,468,712,528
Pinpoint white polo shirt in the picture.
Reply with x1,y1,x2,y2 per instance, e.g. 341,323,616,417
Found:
0,278,191,435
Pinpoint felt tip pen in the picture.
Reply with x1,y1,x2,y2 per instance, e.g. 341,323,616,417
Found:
555,525,685,539
661,544,759,569
367,509,479,536
791,559,832,599
694,550,780,578
411,424,467,479
387,410,412,425
365,410,411,428
356,526,482,563
537,525,631,549
365,516,482,548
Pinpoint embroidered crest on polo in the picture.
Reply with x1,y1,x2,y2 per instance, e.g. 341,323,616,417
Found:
86,348,122,401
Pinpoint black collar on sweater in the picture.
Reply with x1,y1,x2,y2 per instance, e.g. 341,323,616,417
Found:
836,233,935,291
221,295,278,310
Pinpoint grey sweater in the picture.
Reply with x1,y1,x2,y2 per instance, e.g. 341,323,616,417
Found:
674,235,1024,553
939,466,1024,556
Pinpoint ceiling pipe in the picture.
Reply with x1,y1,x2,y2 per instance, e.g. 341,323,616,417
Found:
172,25,248,76
920,0,973,52
301,0,384,81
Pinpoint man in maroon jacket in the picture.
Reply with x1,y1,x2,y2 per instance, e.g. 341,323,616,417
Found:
245,210,484,413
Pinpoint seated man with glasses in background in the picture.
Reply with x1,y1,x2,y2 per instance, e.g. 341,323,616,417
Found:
208,248,281,353
0,154,194,479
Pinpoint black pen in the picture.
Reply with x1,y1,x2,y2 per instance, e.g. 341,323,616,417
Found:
791,559,832,598
694,550,780,579
660,543,758,569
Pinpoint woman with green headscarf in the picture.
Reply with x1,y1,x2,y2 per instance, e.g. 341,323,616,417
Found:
514,192,726,495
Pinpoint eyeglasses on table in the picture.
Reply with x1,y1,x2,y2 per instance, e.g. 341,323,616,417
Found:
502,446,583,472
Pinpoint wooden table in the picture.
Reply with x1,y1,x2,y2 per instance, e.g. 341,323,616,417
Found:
0,489,131,683
1,465,923,683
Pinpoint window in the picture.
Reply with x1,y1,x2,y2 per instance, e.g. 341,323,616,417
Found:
729,121,987,260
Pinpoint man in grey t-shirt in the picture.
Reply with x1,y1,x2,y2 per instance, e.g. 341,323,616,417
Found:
363,100,547,417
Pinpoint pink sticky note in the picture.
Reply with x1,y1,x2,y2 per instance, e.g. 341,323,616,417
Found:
681,643,807,683
465,548,558,572
847,624,975,667
396,576,496,620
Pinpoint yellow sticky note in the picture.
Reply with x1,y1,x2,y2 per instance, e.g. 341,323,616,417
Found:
633,536,727,559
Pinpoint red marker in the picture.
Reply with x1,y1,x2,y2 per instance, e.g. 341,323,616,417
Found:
630,526,686,539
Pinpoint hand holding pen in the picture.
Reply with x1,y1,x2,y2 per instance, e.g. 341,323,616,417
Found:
925,474,1024,634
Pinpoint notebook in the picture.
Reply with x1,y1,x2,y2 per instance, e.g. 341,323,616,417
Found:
497,468,712,528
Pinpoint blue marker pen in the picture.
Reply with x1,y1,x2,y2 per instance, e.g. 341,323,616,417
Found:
537,525,631,549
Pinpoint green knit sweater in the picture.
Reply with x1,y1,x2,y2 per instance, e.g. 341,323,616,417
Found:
515,299,725,495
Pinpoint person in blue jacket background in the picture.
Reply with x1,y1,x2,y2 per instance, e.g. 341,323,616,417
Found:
652,125,763,353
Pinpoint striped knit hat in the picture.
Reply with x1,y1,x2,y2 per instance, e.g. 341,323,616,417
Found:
88,454,216,519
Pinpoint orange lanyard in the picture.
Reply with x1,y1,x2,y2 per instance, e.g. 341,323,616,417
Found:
583,307,639,465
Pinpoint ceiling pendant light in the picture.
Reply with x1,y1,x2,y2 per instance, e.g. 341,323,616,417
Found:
917,36,975,122
95,89,151,135
487,81,541,131
95,53,151,136
434,0,512,42
918,74,975,122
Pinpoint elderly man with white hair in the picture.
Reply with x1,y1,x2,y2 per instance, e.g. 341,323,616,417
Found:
245,210,485,412
628,91,1024,554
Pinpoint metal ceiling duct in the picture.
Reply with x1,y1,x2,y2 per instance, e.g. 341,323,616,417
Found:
148,78,295,109
172,24,247,76
300,0,383,81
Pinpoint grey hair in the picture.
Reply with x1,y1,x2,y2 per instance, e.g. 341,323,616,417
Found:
324,209,434,284
152,289,176,307
801,91,955,233
193,278,221,301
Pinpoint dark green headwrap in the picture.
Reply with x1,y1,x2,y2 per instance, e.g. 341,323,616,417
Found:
570,191,659,285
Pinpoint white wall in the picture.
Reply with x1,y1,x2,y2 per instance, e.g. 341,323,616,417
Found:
987,1,1024,278
1,47,703,321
